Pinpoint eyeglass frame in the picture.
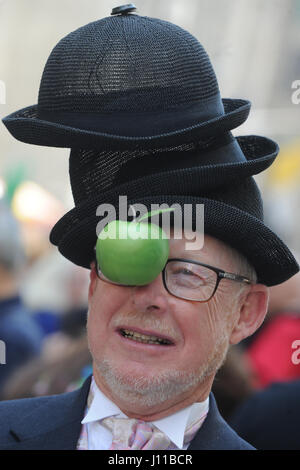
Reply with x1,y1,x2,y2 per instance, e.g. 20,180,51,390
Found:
94,256,253,303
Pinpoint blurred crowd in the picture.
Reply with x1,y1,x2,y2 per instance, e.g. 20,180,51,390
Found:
0,190,300,450
0,193,92,402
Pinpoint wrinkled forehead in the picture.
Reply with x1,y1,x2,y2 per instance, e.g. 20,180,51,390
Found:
168,228,240,272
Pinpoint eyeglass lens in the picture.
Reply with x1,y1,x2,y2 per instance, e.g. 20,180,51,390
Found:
165,260,218,301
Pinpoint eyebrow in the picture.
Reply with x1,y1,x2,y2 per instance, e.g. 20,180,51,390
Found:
169,251,230,271
170,250,207,261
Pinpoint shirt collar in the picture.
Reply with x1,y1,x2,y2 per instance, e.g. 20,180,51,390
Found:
82,376,209,449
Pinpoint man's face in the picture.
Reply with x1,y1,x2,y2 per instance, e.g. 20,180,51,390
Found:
87,231,247,417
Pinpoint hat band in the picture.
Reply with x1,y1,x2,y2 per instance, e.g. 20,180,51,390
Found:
37,95,225,137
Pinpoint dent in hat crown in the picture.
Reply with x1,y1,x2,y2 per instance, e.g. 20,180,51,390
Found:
36,9,224,131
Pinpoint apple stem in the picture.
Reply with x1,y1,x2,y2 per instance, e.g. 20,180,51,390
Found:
129,205,137,221
137,208,175,223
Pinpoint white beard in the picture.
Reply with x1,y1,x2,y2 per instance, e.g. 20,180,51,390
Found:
93,333,230,409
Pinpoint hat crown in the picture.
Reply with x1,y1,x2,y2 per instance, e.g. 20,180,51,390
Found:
38,14,222,114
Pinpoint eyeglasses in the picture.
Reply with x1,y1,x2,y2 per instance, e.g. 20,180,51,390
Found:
95,258,253,302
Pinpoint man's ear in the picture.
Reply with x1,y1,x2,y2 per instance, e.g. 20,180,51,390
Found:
88,261,98,300
229,284,269,345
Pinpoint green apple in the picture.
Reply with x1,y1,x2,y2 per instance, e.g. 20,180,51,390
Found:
95,209,173,286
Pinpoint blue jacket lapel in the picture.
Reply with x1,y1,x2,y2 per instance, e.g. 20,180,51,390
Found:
188,393,254,450
8,376,91,450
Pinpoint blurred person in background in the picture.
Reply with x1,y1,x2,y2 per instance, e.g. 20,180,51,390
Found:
8,178,88,340
229,378,300,450
0,181,91,400
0,199,43,397
243,271,300,389
1,306,91,400
212,344,255,421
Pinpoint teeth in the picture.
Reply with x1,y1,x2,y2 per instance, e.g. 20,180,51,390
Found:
121,329,171,345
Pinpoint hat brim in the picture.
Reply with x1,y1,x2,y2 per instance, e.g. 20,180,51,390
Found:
50,194,299,287
3,98,250,150
111,135,279,190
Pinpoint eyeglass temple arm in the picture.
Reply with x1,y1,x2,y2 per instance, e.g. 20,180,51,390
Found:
221,272,252,284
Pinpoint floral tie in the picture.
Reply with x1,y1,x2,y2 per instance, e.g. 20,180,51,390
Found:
101,415,206,450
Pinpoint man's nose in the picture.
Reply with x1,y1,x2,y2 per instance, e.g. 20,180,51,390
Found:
130,273,169,312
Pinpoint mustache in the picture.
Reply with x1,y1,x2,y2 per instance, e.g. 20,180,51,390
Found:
112,311,180,340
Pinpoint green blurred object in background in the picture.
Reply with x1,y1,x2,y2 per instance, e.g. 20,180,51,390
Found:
4,162,27,204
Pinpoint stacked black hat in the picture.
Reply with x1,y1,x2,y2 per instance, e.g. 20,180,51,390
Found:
3,4,299,285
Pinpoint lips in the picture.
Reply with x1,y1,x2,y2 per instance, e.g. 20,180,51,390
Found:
118,327,174,346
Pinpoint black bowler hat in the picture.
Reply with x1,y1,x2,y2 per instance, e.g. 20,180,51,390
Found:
50,171,298,287
2,6,266,157
2,5,299,285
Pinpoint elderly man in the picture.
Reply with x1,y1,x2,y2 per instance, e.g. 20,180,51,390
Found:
0,5,298,450
84,229,267,437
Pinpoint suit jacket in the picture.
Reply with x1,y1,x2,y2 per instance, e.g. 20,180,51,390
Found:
229,379,300,450
0,376,254,450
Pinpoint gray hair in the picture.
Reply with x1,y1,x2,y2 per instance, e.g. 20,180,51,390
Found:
234,250,257,284
226,244,258,305
0,199,26,273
